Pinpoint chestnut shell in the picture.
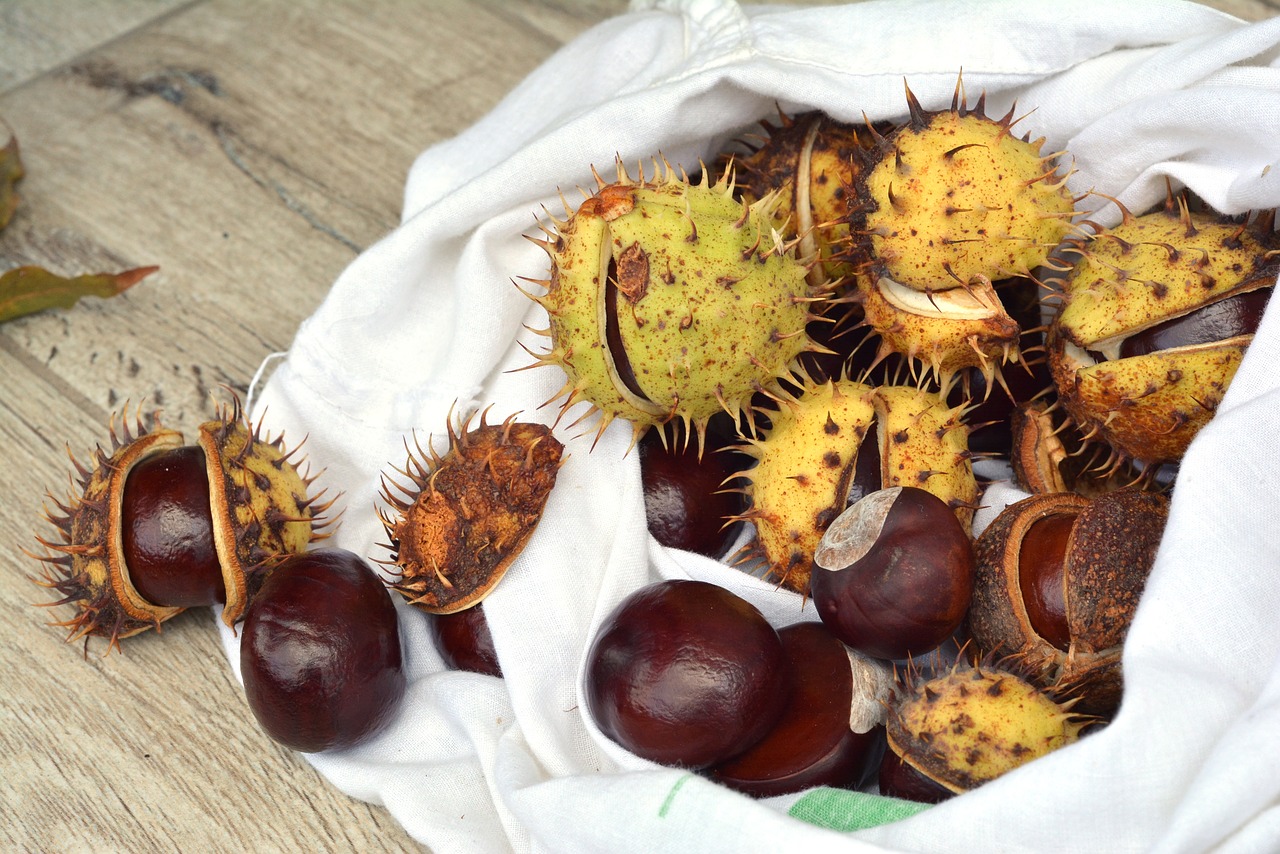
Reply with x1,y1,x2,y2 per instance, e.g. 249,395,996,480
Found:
241,548,405,752
584,579,788,769
970,490,1168,716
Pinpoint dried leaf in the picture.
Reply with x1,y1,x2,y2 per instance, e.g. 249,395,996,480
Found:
0,133,23,231
0,265,157,324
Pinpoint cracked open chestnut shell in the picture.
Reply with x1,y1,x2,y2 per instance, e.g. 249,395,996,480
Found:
30,400,329,652
969,489,1168,717
1046,188,1278,468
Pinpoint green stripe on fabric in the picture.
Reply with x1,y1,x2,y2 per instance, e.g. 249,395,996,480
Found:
658,774,694,818
788,787,931,832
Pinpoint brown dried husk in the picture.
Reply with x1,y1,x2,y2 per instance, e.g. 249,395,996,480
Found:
379,409,564,614
969,490,1168,716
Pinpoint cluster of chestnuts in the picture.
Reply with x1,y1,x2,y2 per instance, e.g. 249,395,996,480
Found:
585,578,891,796
558,77,1236,802
601,477,1163,801
30,399,561,754
29,71,1271,822
29,399,411,753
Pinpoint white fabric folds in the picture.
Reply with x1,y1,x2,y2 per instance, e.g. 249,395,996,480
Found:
228,2,1280,851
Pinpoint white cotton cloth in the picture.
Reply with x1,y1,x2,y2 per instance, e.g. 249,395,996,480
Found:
223,1,1280,851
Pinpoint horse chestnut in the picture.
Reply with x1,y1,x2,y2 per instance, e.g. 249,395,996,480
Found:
430,604,502,677
121,446,225,608
812,487,974,660
584,579,788,769
241,548,405,753
638,419,747,559
707,621,886,797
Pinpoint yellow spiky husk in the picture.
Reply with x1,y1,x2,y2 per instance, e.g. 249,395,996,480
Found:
1048,192,1279,465
198,397,328,625
521,158,827,451
852,81,1076,293
887,662,1085,793
736,378,877,593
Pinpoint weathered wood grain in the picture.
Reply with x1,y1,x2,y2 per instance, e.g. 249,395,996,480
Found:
0,0,195,95
0,1,1272,852
0,1,619,851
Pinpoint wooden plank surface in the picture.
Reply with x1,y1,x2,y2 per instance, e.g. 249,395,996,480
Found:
0,1,1274,852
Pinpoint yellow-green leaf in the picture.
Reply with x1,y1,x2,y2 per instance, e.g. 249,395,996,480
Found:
0,133,22,231
0,265,157,323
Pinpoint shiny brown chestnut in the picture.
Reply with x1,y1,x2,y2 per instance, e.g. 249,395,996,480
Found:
121,446,226,608
584,579,788,769
969,490,1169,717
707,621,888,797
430,603,502,677
638,418,748,559
241,548,405,753
1117,286,1271,359
812,487,974,661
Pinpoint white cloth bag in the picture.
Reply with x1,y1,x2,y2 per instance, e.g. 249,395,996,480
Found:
226,1,1280,851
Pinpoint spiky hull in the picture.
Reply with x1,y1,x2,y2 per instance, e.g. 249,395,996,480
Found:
379,408,563,614
1048,189,1278,467
30,399,328,653
736,380,877,594
886,662,1085,794
850,79,1076,294
970,490,1168,718
522,160,826,450
736,378,977,594
1049,332,1245,465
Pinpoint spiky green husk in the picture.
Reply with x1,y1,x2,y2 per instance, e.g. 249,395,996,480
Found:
851,81,1077,293
1053,196,1277,352
522,160,826,450
873,384,978,530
